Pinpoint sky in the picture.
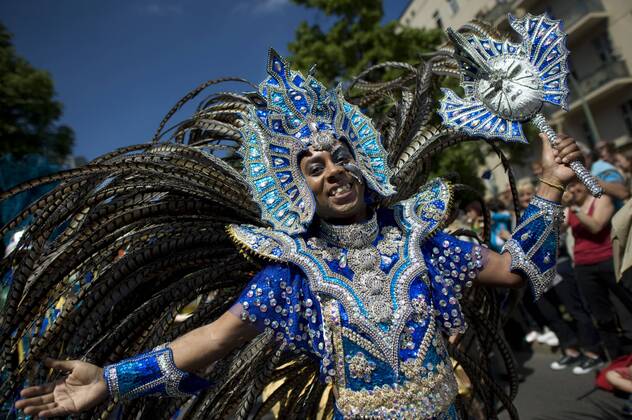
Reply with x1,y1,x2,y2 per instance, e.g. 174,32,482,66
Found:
1,0,411,160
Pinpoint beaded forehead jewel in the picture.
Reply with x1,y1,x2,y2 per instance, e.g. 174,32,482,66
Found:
238,49,395,235
438,13,602,196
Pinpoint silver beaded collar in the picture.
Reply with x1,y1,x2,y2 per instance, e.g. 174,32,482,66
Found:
318,212,378,249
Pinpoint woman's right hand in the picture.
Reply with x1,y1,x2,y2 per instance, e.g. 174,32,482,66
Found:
15,358,109,418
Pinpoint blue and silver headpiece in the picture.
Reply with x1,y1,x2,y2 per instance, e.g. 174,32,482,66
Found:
238,49,395,235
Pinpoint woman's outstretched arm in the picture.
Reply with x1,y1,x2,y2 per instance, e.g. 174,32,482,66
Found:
170,310,259,371
15,310,258,418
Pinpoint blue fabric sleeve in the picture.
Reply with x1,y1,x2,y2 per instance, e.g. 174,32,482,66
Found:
422,231,485,334
233,264,324,356
501,195,563,300
103,346,211,400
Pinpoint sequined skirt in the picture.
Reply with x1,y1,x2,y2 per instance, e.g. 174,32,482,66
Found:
333,368,459,419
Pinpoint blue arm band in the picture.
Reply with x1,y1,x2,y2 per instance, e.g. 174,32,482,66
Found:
501,196,564,300
103,344,211,400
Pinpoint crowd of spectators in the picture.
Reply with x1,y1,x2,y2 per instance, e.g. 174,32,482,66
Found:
475,138,632,416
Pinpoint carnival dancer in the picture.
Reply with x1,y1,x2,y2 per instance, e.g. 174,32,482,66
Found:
9,49,581,419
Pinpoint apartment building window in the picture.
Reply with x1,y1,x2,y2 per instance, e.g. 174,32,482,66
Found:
446,0,459,15
433,11,443,29
593,32,615,63
581,121,595,145
622,100,632,135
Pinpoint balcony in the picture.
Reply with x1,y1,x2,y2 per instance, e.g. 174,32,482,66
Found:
613,134,632,151
570,60,629,102
482,0,606,40
482,1,515,26
553,60,632,118
560,0,607,43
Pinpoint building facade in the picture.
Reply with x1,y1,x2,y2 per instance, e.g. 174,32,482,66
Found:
401,0,632,151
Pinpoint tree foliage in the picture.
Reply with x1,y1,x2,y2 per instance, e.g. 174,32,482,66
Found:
288,0,486,191
288,0,443,86
0,22,74,161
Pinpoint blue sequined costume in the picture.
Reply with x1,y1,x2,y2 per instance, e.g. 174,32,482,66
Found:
99,48,563,418
229,179,485,418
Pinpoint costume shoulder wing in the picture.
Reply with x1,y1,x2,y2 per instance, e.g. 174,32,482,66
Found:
394,178,454,241
227,223,297,263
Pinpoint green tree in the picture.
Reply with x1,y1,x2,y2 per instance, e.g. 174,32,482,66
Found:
288,0,443,86
288,0,486,192
0,22,74,162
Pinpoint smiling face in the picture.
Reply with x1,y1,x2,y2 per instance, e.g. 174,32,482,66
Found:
299,140,368,224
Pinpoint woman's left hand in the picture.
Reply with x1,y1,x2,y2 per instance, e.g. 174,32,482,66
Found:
539,133,582,187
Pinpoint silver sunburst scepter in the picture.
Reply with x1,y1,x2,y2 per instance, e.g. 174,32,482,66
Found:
438,13,602,197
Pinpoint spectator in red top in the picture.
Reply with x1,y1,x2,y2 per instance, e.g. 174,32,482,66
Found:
567,179,632,363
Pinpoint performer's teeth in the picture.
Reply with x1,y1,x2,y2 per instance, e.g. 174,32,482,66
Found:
331,183,351,196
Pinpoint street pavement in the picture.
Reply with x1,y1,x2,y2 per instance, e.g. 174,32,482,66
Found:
499,345,630,420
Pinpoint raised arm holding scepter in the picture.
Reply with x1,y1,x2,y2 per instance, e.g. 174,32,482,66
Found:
439,13,602,197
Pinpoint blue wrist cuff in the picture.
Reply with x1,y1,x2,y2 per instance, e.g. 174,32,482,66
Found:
103,344,211,400
502,196,563,300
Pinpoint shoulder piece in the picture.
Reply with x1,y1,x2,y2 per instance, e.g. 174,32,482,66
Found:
393,178,453,241
227,224,296,263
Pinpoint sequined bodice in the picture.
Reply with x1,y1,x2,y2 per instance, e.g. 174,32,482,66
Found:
312,212,480,418
311,213,400,324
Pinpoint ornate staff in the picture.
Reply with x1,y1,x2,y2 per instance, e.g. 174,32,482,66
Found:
438,13,602,196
